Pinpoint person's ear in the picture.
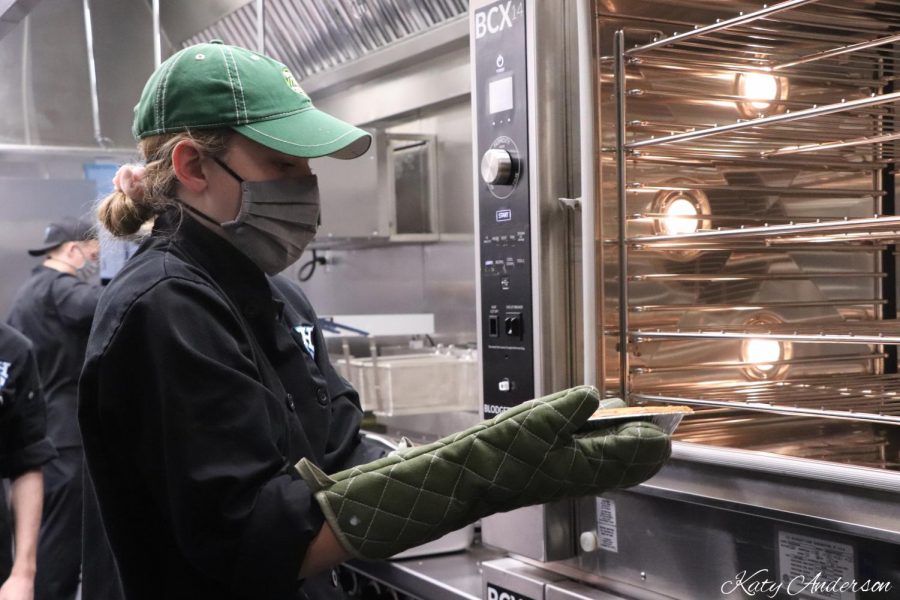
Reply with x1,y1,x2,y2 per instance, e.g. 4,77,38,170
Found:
59,242,79,261
172,140,209,193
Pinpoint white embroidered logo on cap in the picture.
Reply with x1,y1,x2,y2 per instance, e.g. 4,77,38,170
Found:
294,324,316,359
282,68,305,96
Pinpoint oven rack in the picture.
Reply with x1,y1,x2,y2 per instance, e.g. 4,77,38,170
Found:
632,298,886,313
630,272,885,282
631,352,887,374
625,243,886,253
607,2,898,407
627,215,900,247
631,373,900,426
637,214,884,225
622,0,900,83
631,322,900,346
628,183,884,199
673,413,899,469
628,50,896,90
624,113,899,159
621,152,893,172
624,91,900,161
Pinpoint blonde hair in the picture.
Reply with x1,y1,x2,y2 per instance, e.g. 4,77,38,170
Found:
97,129,233,237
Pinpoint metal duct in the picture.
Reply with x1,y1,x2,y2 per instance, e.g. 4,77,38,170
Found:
182,0,468,79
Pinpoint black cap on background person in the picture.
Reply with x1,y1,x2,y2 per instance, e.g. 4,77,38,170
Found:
27,217,98,257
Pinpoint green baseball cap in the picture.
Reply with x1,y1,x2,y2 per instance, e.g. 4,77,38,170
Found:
132,40,371,159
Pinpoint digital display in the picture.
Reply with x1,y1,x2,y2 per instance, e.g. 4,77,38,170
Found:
489,76,514,114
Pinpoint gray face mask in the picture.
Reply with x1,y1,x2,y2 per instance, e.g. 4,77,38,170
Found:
77,258,100,281
73,245,100,283
197,157,320,275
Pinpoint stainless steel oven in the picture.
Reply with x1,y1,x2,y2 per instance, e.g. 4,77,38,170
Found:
472,0,900,597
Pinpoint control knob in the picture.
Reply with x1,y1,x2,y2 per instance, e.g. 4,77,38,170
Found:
481,148,515,186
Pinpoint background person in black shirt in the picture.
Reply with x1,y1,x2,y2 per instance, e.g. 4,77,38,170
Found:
0,323,57,600
7,218,101,600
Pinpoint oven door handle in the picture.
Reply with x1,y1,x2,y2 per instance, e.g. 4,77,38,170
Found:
576,0,598,386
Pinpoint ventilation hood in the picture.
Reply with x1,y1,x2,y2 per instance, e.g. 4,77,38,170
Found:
0,0,42,40
182,0,467,80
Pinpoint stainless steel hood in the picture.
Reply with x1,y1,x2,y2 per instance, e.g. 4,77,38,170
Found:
181,0,468,80
0,0,467,152
0,0,42,39
0,0,171,151
158,0,250,47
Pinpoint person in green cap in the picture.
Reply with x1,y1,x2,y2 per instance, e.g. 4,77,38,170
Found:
78,41,671,600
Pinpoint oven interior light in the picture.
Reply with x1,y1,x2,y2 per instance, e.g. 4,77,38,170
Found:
662,197,699,235
743,338,782,371
738,71,779,110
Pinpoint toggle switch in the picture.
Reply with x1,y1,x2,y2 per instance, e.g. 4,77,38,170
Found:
488,315,499,338
504,313,523,339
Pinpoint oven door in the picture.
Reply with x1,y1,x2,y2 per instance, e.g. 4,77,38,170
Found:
573,0,900,595
474,0,900,589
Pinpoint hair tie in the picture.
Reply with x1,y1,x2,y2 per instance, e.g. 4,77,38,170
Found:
112,164,147,202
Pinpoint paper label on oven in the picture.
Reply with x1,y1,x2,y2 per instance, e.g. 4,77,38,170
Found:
777,531,857,600
596,497,618,553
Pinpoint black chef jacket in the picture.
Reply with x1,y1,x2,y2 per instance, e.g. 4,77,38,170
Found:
7,265,102,448
79,209,373,600
0,322,57,579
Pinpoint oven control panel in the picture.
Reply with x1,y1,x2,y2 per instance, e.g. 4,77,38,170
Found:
473,0,534,418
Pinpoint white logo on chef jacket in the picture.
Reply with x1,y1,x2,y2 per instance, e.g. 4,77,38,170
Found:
0,361,10,388
474,1,522,39
294,324,316,359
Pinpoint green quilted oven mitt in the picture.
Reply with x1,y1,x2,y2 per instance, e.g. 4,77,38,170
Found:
295,385,671,559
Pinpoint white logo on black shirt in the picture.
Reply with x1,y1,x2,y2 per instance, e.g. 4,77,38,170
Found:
294,325,316,360
0,361,10,388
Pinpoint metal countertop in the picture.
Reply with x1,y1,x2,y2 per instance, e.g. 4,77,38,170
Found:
346,545,504,600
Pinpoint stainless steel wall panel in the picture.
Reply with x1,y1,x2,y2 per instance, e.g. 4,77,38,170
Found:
423,242,476,339
481,502,577,564
386,101,474,236
288,240,476,344
291,244,427,316
314,128,386,239
564,488,900,599
312,46,470,127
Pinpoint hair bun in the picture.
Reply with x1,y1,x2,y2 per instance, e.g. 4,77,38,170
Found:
112,164,147,202
97,190,155,237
